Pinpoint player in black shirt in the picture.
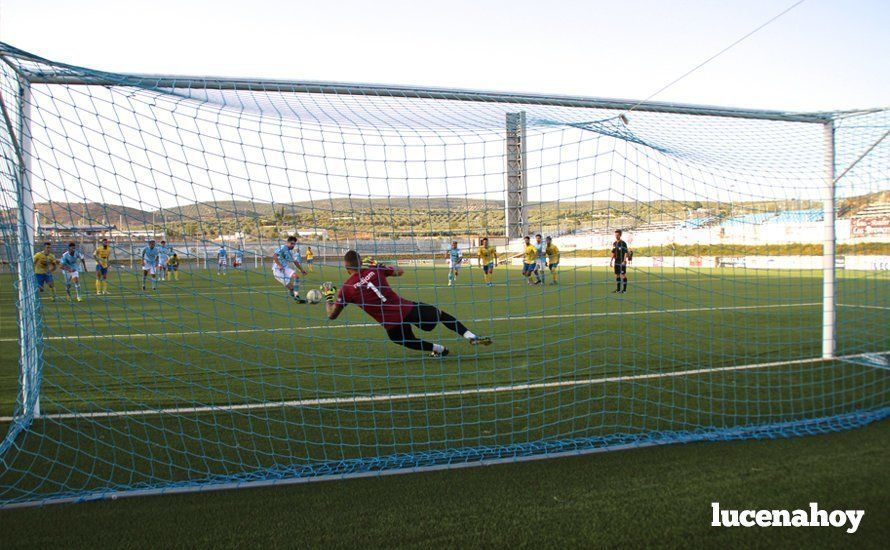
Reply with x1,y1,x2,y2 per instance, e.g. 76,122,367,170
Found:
610,229,632,293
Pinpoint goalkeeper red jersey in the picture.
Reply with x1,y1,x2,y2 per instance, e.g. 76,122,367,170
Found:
336,266,415,327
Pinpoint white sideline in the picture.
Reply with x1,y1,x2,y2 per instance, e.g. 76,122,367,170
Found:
1,351,883,423
0,277,719,299
0,302,823,343
840,303,890,311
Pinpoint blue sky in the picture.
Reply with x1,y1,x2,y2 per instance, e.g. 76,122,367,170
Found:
2,0,887,112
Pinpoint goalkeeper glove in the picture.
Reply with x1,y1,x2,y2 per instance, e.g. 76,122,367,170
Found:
321,283,337,303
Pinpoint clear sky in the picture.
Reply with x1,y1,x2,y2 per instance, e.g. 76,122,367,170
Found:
1,0,887,112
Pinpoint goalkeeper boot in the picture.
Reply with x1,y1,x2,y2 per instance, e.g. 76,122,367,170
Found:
430,347,450,358
468,336,492,346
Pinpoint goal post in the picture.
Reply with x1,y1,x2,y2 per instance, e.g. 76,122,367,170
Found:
823,120,836,359
0,42,886,508
0,73,41,424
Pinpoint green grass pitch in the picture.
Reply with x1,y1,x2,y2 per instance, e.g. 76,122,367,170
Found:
0,262,887,511
1,418,888,547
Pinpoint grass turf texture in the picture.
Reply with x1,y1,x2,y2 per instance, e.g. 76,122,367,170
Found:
0,263,887,505
0,418,887,548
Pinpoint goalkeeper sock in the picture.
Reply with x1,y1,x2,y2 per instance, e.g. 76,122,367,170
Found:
463,330,477,341
622,280,627,291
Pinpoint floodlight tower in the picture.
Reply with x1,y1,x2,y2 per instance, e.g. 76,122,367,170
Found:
505,111,528,239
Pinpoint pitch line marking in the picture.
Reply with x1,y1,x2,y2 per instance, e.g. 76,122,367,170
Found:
0,276,723,300
2,351,883,423
0,302,823,343
838,303,890,311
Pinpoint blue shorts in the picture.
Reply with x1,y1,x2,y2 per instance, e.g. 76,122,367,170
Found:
168,265,178,271
482,262,494,273
96,264,108,276
549,262,559,269
522,262,536,275
307,259,314,264
35,273,53,287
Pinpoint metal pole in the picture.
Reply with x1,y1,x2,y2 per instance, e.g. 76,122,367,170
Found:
505,112,528,239
17,78,39,417
14,72,836,123
822,120,836,359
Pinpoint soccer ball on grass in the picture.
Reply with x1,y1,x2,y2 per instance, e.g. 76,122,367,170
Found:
306,289,324,304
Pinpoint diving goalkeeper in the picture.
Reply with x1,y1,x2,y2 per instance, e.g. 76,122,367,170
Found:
323,250,492,357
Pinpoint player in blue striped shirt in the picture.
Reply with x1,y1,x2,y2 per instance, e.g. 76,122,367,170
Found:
271,236,308,303
158,240,171,281
446,241,463,286
142,240,161,291
59,242,87,301
534,234,547,285
217,245,228,275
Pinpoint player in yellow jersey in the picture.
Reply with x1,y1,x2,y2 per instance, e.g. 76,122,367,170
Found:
477,238,497,287
93,238,112,295
33,242,58,300
545,236,560,285
305,246,315,272
166,254,180,281
521,236,540,285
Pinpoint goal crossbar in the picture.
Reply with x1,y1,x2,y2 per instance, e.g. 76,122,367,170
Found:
0,42,845,124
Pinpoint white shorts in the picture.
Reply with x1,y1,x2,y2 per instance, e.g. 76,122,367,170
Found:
64,270,80,282
218,258,228,266
159,256,169,267
233,259,242,267
535,259,547,270
142,262,157,275
448,260,462,270
273,265,296,285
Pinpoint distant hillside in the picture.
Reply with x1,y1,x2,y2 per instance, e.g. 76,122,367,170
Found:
35,202,153,228
158,198,501,218
26,190,887,239
839,190,890,216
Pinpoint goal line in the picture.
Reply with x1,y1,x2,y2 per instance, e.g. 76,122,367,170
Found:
0,301,826,343
4,351,884,423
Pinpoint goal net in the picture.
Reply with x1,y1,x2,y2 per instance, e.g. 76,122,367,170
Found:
0,43,887,507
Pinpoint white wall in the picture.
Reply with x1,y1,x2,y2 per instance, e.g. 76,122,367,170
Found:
499,220,888,252
510,255,890,271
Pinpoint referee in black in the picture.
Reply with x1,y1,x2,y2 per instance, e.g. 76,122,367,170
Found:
610,229,631,293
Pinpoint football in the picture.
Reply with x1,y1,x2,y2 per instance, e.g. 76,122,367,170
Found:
306,289,323,304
